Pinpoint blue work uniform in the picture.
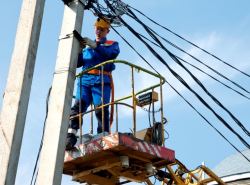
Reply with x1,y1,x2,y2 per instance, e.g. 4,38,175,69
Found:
67,38,120,146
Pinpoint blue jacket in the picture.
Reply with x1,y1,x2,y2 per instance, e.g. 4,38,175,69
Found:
77,38,120,86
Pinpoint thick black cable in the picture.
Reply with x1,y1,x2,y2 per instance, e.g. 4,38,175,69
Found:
33,171,38,185
148,103,151,127
126,8,250,96
151,122,163,145
116,16,250,148
166,81,250,162
126,8,250,138
102,0,250,148
139,31,250,102
137,33,250,100
30,86,51,185
147,26,250,95
92,0,250,160
90,4,161,77
175,56,250,101
128,5,250,78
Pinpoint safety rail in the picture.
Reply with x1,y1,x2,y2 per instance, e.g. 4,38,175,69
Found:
71,59,166,146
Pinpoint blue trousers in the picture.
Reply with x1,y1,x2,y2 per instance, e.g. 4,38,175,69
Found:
67,84,111,145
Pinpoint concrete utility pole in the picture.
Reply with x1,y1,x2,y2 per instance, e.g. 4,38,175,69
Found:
0,0,45,184
36,1,85,184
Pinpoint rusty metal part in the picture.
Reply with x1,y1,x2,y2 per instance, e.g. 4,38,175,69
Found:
64,132,175,184
131,67,136,137
135,127,153,143
152,88,155,125
145,178,153,185
160,78,164,147
116,104,118,132
157,159,227,185
91,104,93,134
79,77,82,144
102,65,104,137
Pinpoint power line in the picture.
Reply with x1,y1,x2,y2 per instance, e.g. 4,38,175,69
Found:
125,7,250,138
98,0,250,149
137,32,250,101
86,0,250,162
128,5,250,78
30,86,51,185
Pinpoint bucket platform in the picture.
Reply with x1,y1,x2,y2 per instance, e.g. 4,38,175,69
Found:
63,132,175,184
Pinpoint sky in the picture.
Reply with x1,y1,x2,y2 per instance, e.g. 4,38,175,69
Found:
0,0,250,185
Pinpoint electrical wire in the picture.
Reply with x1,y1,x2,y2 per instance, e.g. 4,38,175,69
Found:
88,0,250,162
118,16,250,148
30,86,52,185
166,81,250,162
126,6,250,96
121,8,250,139
137,32,250,101
127,5,250,78
175,56,250,101
151,122,163,146
146,25,250,95
148,103,151,127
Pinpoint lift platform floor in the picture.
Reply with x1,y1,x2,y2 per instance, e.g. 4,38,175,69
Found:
63,132,175,184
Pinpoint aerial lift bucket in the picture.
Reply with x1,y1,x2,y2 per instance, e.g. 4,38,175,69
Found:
63,60,172,184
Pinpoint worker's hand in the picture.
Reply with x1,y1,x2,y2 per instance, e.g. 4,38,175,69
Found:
78,43,85,54
82,37,97,49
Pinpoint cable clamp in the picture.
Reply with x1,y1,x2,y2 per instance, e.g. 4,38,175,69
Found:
61,0,73,6
58,33,73,40
61,0,85,6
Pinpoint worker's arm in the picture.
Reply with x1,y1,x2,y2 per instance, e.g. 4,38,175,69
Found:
77,43,85,68
94,42,120,61
77,53,84,68
81,37,120,60
97,42,119,71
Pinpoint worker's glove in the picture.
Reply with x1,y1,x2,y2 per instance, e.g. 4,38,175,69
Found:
78,43,85,54
82,37,97,49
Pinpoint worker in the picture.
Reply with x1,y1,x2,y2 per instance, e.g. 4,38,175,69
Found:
66,17,120,150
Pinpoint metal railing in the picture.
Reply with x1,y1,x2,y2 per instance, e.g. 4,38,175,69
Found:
71,59,166,146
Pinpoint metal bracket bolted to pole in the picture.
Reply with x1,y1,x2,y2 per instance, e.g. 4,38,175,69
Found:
36,1,85,185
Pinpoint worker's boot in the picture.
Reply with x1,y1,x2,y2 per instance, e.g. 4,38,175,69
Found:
66,99,87,150
66,133,77,150
66,141,73,150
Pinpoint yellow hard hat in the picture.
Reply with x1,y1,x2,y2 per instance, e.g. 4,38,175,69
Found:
94,17,111,28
